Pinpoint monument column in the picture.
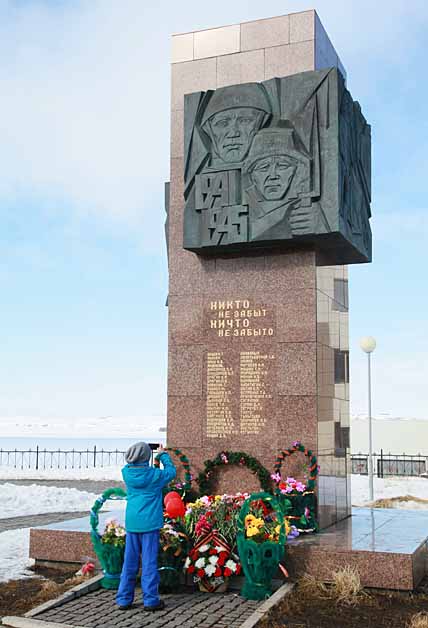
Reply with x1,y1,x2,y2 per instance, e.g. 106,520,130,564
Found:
167,11,371,528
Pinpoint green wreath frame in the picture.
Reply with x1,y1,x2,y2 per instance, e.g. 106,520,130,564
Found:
153,447,192,493
197,451,272,496
90,487,127,589
273,441,318,490
273,441,318,532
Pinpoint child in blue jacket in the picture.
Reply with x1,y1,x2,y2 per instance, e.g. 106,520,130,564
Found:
116,442,176,611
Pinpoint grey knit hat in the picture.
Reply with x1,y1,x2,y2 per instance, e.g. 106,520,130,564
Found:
125,441,152,464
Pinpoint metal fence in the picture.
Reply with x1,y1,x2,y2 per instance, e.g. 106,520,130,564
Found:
1,446,427,477
351,452,428,478
0,444,160,470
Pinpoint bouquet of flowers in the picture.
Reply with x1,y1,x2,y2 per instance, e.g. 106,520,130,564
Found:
237,492,288,600
271,473,317,532
271,474,306,496
184,493,248,549
101,518,126,548
184,530,241,592
158,521,189,592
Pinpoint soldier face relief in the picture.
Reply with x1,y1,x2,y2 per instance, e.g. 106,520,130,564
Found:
250,155,298,201
206,107,263,164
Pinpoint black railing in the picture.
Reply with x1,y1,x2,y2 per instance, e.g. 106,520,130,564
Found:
351,451,428,478
0,447,426,477
0,444,160,471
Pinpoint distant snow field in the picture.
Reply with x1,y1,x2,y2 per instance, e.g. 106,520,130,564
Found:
0,465,123,482
0,415,166,439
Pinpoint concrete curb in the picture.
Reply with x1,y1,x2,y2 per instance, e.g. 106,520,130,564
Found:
2,618,87,628
239,583,294,628
25,574,103,618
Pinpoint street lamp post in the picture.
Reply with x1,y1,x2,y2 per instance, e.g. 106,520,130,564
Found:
360,336,376,502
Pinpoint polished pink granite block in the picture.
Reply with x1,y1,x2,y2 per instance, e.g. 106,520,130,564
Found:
30,529,95,566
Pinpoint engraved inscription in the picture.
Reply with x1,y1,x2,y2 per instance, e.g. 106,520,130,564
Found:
240,351,274,434
206,352,236,438
205,299,276,438
208,299,274,338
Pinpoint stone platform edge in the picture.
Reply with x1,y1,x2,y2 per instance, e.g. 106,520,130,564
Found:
1,579,294,628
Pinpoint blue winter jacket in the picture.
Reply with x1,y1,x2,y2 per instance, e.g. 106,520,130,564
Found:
122,452,176,533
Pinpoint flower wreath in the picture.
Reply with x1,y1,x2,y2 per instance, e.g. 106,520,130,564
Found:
272,441,319,532
273,441,318,490
184,530,241,588
197,451,272,497
153,447,192,493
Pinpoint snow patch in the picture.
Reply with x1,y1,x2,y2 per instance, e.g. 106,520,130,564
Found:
352,474,428,507
0,483,98,518
0,529,34,582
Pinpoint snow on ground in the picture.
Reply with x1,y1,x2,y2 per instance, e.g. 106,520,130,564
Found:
352,474,428,508
0,529,34,583
0,483,98,518
0,465,123,481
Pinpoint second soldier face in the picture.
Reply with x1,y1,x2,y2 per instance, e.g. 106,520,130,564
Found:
250,155,298,201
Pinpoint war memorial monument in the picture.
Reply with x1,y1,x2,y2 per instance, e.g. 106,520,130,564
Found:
27,11,428,596
166,10,370,531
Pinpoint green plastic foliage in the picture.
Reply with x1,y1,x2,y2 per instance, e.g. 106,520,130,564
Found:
90,487,127,589
237,492,287,601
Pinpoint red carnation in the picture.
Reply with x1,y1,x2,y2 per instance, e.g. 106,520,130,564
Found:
217,552,228,566
209,549,217,555
197,569,205,578
187,565,195,574
235,564,241,575
214,567,222,577
224,567,232,577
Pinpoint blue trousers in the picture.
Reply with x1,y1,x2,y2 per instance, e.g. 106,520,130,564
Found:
116,530,160,607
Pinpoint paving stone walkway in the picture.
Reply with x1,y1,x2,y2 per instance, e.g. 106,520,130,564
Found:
35,588,262,628
0,511,89,532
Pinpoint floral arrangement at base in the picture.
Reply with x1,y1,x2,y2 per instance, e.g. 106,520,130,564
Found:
184,530,240,592
272,442,319,532
158,521,189,592
184,493,249,550
101,518,126,548
237,492,288,601
90,487,127,589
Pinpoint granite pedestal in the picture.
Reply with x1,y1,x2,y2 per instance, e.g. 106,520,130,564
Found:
29,507,428,591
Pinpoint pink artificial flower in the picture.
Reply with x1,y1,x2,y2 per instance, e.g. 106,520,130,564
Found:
220,453,229,464
271,472,281,483
292,440,301,447
296,482,306,493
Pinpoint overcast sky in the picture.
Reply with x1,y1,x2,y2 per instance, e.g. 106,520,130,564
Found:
0,0,427,424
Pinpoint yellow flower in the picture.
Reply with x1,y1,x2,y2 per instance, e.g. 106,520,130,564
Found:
274,524,281,534
214,495,222,501
245,514,256,527
253,517,264,528
246,526,261,538
284,519,291,536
